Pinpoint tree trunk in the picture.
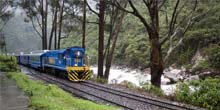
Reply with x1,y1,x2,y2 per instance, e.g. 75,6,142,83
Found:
44,0,48,49
57,0,64,49
41,0,48,50
82,0,86,48
54,5,58,50
54,20,57,50
97,0,105,78
41,0,45,49
49,6,58,50
149,31,163,87
104,2,127,79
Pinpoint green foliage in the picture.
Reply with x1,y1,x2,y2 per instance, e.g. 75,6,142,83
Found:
175,78,220,109
175,82,192,102
203,44,220,70
140,82,164,97
170,47,195,66
192,60,211,73
168,1,220,69
191,44,220,73
124,36,150,68
0,55,19,72
91,77,108,84
6,72,119,110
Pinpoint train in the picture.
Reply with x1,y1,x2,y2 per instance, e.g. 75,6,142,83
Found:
15,46,91,81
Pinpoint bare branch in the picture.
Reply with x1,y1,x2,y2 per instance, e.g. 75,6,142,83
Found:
34,15,42,29
30,18,42,38
142,0,150,8
111,0,133,14
168,0,180,36
86,1,99,16
160,0,187,45
127,0,151,31
76,14,99,24
164,0,199,63
60,31,71,39
159,0,167,9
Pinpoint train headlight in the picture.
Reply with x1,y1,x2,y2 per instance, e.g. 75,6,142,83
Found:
74,64,78,66
76,51,81,57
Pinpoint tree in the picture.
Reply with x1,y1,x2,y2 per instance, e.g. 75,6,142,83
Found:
57,0,64,49
48,0,59,50
18,0,48,49
0,0,14,28
41,0,48,50
0,0,15,53
114,0,200,87
18,0,68,50
82,0,86,48
97,0,105,78
104,0,127,79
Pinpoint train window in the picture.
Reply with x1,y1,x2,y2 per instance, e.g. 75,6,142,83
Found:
74,51,81,57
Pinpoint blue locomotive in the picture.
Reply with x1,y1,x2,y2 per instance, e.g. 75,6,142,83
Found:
16,46,91,81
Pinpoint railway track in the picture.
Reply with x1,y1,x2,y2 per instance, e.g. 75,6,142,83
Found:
26,68,202,110
81,81,201,110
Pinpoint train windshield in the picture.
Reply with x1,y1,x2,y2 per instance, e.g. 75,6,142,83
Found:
83,54,90,66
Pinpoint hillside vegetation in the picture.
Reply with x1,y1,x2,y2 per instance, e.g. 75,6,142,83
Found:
62,1,220,73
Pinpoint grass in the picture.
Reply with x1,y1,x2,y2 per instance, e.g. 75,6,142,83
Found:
6,72,120,110
90,77,108,84
140,82,164,97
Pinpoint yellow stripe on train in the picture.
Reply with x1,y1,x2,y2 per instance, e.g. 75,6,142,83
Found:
66,66,90,72
67,66,91,81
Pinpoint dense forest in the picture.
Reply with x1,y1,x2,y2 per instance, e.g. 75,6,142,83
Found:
1,0,220,109
0,0,220,86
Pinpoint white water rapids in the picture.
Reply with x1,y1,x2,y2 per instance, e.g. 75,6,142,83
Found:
91,66,177,95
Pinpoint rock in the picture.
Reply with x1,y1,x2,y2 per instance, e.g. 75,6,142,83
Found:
185,75,199,81
164,67,182,83
161,75,171,85
191,50,206,68
143,68,150,73
119,80,136,88
164,67,192,83
199,71,220,79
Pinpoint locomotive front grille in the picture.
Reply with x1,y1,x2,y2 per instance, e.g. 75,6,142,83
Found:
67,66,90,81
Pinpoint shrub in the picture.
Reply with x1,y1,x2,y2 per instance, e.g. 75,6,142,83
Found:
140,82,164,97
90,77,108,84
175,78,220,110
204,44,220,70
0,55,19,72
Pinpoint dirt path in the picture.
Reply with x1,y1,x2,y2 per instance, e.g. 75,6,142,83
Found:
0,72,29,110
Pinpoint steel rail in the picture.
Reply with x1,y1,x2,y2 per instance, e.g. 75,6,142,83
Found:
82,81,198,110
25,67,202,110
30,72,131,110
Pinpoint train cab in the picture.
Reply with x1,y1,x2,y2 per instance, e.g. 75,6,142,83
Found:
42,46,91,81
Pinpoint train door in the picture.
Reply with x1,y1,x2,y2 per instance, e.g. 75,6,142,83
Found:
58,53,65,67
65,49,72,66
